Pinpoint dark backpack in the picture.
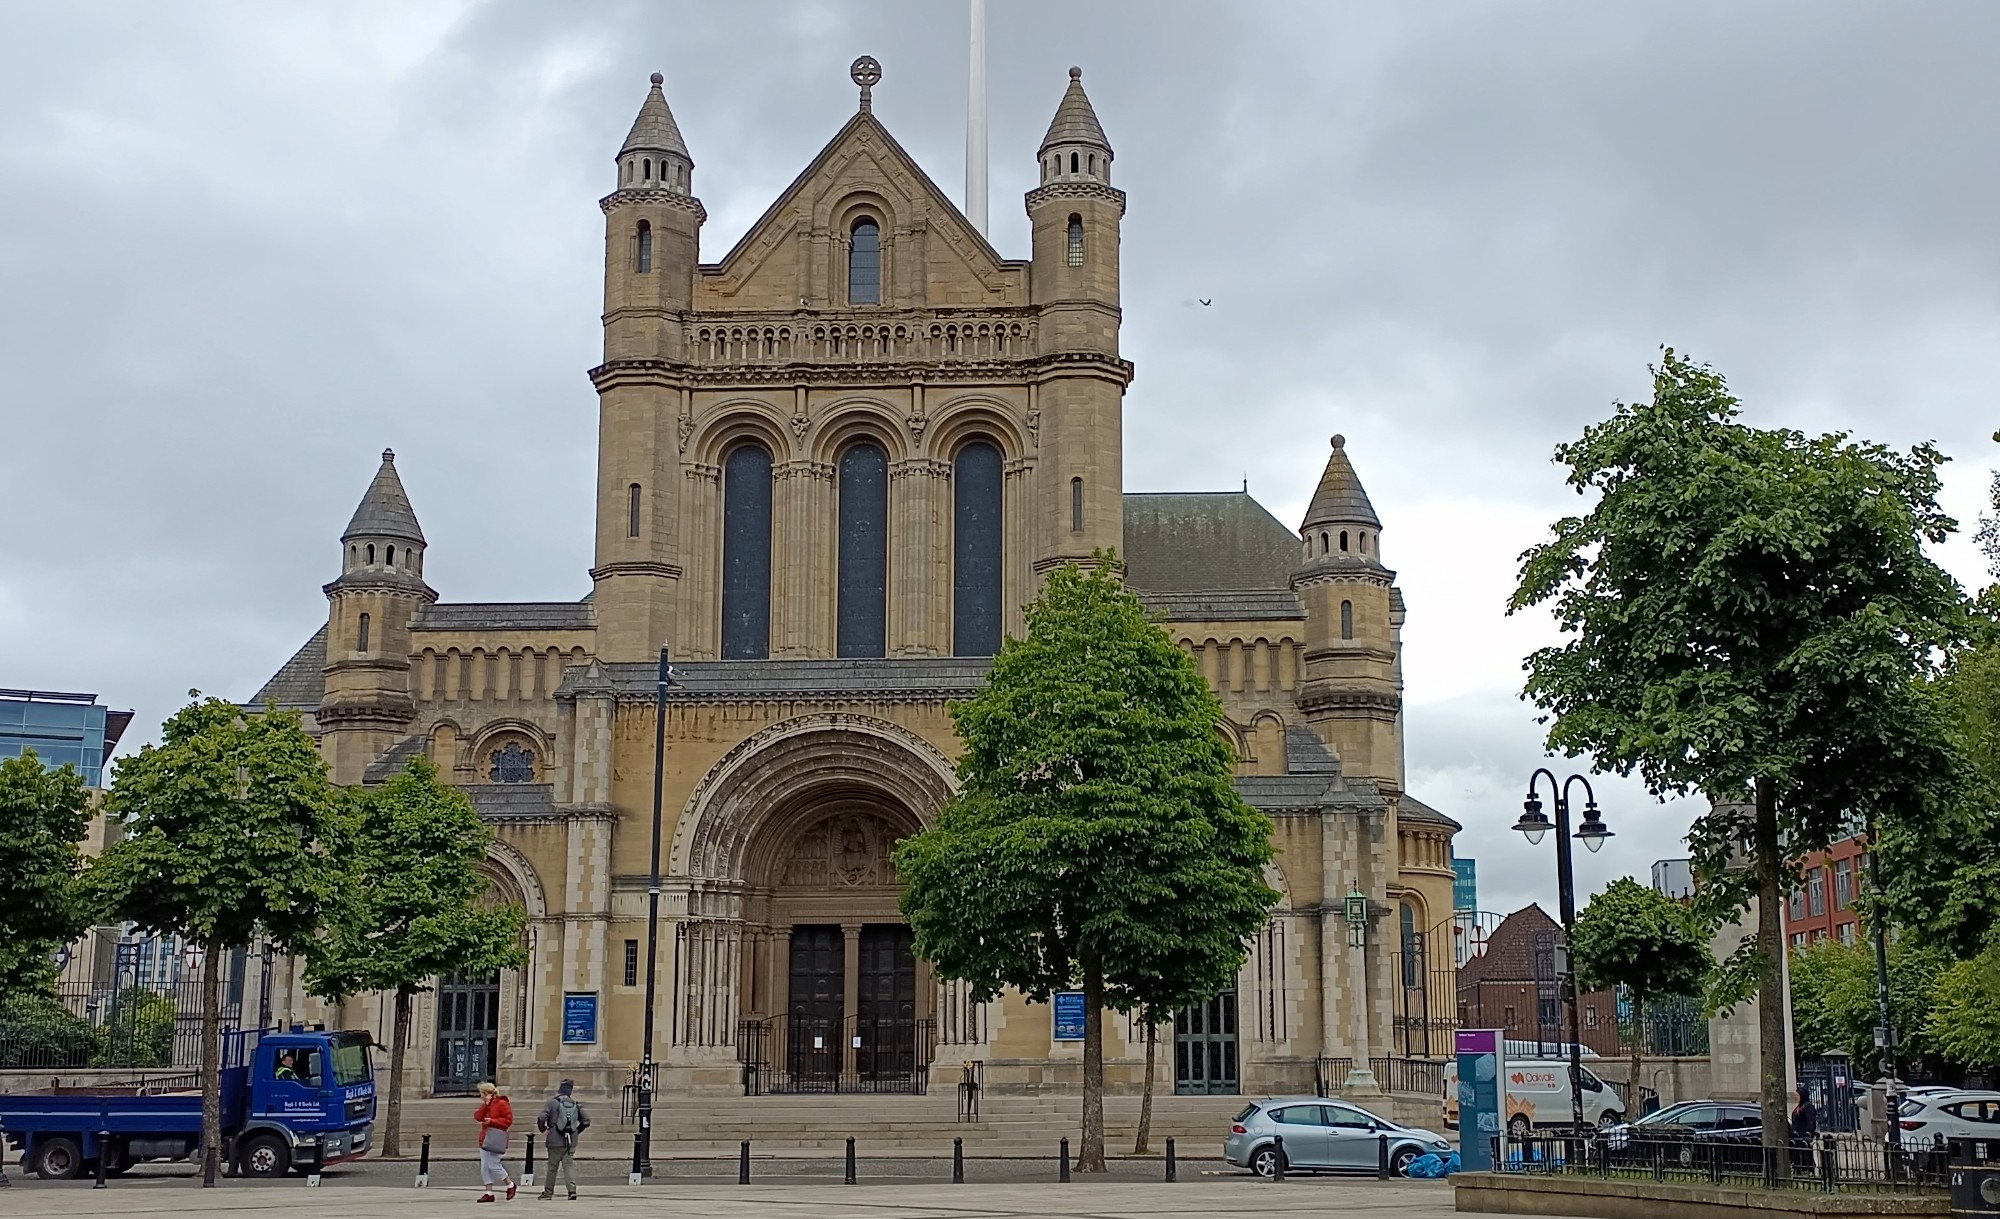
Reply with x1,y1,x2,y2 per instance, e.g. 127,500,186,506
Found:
553,1096,582,1138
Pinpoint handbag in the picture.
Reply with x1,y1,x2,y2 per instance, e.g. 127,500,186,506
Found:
480,1125,509,1154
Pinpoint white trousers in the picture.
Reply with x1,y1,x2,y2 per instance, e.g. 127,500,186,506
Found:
479,1147,510,1185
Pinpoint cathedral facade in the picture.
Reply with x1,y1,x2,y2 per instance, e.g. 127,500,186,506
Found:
254,59,1460,1098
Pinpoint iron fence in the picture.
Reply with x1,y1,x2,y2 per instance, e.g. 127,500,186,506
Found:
1498,1131,1952,1194
1313,1055,1447,1098
736,1014,934,1095
0,936,270,1070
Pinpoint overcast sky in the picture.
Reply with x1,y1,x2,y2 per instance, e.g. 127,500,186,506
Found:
4,1,1997,920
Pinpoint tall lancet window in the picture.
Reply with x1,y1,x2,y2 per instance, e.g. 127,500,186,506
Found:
952,440,1004,657
720,443,773,660
836,441,889,658
849,219,881,305
1067,215,1084,267
636,220,652,273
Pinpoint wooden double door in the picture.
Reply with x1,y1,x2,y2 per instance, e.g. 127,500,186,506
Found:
786,924,916,1081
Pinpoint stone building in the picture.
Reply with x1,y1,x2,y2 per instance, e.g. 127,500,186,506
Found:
252,59,1461,1098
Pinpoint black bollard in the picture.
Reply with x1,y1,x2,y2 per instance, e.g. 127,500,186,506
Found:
95,1132,109,1189
524,1133,536,1183
1378,1132,1390,1179
1166,1137,1177,1182
844,1136,856,1185
1059,1137,1070,1182
738,1140,751,1185
416,1133,432,1187
1272,1134,1287,1181
952,1137,963,1184
629,1131,642,1186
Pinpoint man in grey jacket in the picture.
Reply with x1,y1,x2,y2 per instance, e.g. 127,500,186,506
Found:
534,1079,591,1200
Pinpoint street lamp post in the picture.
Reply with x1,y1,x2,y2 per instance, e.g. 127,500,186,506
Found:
637,645,681,1178
1515,768,1614,1142
1862,815,1901,1151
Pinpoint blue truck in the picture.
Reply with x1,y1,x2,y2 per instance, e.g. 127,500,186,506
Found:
1,1026,376,1179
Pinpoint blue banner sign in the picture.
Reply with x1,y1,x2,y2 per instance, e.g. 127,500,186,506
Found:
562,992,598,1045
1052,990,1086,1041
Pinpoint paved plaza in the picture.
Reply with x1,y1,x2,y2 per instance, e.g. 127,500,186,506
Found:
0,1178,1480,1218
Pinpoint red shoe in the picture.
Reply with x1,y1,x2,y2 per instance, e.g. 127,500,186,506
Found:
505,1181,518,1200
476,1194,496,1203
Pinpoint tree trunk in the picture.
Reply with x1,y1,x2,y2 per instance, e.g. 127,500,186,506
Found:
1754,776,1791,1173
384,988,411,1158
200,944,222,1187
1078,952,1107,1172
1629,993,1645,1119
1133,1020,1156,1155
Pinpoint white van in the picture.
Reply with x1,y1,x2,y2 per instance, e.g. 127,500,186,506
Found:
1442,1058,1626,1135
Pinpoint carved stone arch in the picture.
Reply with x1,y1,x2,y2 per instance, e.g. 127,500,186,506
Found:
1261,859,1292,910
688,398,792,466
1248,710,1286,776
926,393,1029,461
670,712,957,882
826,188,899,237
472,718,549,784
427,717,463,771
1216,716,1248,760
478,837,549,920
809,397,912,464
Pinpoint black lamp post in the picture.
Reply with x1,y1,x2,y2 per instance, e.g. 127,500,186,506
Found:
1516,768,1614,1139
637,645,682,1178
1862,815,1901,1151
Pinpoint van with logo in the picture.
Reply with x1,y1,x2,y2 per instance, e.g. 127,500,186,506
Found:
1442,1058,1625,1136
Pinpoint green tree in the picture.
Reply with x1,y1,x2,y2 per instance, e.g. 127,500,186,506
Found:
87,697,350,1186
1926,934,2000,1072
303,756,525,1157
1787,938,1952,1078
0,751,94,993
1570,877,1710,1111
102,988,179,1068
1509,351,1968,1150
0,992,97,1069
895,562,1277,1172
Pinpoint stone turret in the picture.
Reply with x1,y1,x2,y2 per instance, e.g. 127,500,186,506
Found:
318,449,435,783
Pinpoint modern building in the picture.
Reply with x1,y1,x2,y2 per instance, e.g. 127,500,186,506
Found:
0,688,132,788
250,60,1464,1099
1785,836,1867,949
1452,857,1477,911
1650,858,1694,900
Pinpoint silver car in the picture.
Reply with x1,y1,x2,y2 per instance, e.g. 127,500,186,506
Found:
1224,1097,1454,1177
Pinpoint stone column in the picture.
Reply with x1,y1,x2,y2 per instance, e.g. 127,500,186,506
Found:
889,457,948,656
841,922,862,1077
772,927,793,1021
1003,457,1034,641
678,463,721,659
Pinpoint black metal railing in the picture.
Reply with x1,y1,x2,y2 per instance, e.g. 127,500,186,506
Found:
1498,1131,1952,1194
956,1059,983,1122
1313,1055,1447,1097
736,1014,934,1095
1,945,269,1071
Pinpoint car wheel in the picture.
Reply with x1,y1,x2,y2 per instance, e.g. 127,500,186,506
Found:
1599,1111,1623,1129
34,1136,84,1180
1507,1115,1533,1140
1677,1143,1696,1168
239,1134,292,1179
1391,1145,1422,1176
1250,1145,1280,1177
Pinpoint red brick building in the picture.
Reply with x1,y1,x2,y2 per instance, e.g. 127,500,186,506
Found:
1457,904,1622,1057
1785,835,1867,950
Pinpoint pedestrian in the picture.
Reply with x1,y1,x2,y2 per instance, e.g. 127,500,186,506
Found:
535,1078,591,1200
474,1080,518,1203
1790,1082,1819,1173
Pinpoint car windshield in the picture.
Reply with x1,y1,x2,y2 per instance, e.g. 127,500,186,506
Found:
1638,1103,1698,1126
330,1036,372,1087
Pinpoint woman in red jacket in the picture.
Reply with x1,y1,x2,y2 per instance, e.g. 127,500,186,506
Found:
474,1080,517,1203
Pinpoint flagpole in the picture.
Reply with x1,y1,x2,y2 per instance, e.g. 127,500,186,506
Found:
966,0,988,237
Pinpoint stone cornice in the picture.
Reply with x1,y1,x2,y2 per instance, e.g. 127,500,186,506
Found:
1024,181,1128,216
321,574,439,601
590,561,683,582
586,353,1134,391
598,189,707,222
1295,687,1401,719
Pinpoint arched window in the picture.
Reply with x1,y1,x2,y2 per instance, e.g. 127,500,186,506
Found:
1340,600,1354,640
836,441,889,658
1319,531,1329,555
1070,151,1079,174
643,157,652,180
628,483,642,538
1087,154,1096,175
1360,531,1369,553
1340,530,1349,552
357,612,371,654
1399,903,1420,987
848,219,881,305
489,742,536,784
720,443,773,659
366,543,375,564
953,440,1004,657
386,545,395,566
1066,215,1084,268
636,220,652,273
1071,476,1084,533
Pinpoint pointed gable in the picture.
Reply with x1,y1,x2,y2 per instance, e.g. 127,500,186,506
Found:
697,112,1027,311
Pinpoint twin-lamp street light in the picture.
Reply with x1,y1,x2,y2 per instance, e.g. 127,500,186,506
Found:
1514,767,1614,1138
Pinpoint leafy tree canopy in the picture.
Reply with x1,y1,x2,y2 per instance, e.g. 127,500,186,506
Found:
1926,933,2000,1071
0,751,94,992
1572,877,1709,1005
1788,937,1954,1079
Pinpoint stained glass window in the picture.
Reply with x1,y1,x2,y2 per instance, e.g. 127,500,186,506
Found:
953,441,1003,656
849,219,881,305
721,443,773,659
636,220,652,273
1066,216,1084,268
490,743,535,784
837,441,888,657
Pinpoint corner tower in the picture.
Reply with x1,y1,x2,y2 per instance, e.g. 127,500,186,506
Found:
592,72,707,662
318,449,436,784
1027,67,1126,572
1292,435,1401,795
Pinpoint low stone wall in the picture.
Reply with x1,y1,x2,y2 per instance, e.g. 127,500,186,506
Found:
1585,1056,1713,1109
1453,1172,1948,1218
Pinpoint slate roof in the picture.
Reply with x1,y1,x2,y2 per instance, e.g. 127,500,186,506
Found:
342,450,425,545
360,735,426,783
1039,67,1111,154
249,626,327,711
1301,435,1381,531
463,783,558,820
1122,491,1302,618
561,658,994,702
1458,904,1560,986
1285,726,1342,774
411,603,596,631
620,73,691,160
1399,794,1463,831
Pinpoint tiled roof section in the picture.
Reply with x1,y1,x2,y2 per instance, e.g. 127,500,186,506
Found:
342,449,425,545
362,735,426,784
248,626,327,712
1235,772,1391,816
1301,435,1381,531
464,783,558,820
1123,492,1300,597
1136,589,1304,621
1457,904,1560,986
559,658,995,702
411,602,597,631
1399,794,1463,831
1285,727,1342,775
620,74,690,159
1039,67,1111,154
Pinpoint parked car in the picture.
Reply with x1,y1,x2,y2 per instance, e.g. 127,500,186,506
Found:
1898,1090,2000,1144
1442,1058,1626,1134
1224,1098,1453,1177
1602,1100,1761,1151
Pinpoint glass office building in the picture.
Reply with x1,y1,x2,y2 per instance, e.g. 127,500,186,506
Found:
0,689,133,787
1451,856,1477,912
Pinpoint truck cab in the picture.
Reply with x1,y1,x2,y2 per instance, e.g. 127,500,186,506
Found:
234,1029,377,1175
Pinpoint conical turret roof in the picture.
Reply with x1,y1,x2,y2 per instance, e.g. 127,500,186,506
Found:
1038,66,1111,155
620,72,690,161
1301,434,1381,531
342,449,425,544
